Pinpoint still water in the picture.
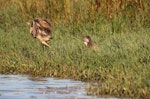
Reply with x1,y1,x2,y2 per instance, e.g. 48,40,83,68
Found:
0,75,116,99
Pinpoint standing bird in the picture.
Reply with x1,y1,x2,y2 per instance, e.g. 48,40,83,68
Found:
27,18,52,48
83,35,94,48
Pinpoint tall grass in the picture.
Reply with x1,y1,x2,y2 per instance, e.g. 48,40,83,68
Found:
0,0,149,28
0,0,150,98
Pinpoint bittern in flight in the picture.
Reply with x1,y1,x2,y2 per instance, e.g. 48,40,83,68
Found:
27,18,52,48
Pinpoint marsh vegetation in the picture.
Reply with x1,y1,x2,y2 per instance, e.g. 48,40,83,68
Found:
0,0,150,98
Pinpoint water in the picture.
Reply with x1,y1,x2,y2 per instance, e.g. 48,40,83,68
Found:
0,74,112,99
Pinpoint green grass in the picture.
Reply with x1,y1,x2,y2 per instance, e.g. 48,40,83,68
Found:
0,24,150,98
0,1,150,98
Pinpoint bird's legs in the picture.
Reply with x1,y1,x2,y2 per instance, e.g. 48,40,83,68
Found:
41,41,55,54
41,41,51,49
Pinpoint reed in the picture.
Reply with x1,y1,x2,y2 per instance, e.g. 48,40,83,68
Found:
0,0,149,27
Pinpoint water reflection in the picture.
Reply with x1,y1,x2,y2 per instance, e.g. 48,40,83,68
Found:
0,74,103,99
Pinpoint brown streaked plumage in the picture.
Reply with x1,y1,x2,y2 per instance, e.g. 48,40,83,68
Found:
83,35,95,48
27,18,52,48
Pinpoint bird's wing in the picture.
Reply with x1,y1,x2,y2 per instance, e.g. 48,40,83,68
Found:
34,18,52,35
31,21,39,37
36,18,51,30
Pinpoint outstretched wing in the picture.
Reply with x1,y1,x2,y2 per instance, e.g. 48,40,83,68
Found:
34,18,52,34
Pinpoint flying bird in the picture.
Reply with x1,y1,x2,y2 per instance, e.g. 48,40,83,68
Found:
27,18,52,48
